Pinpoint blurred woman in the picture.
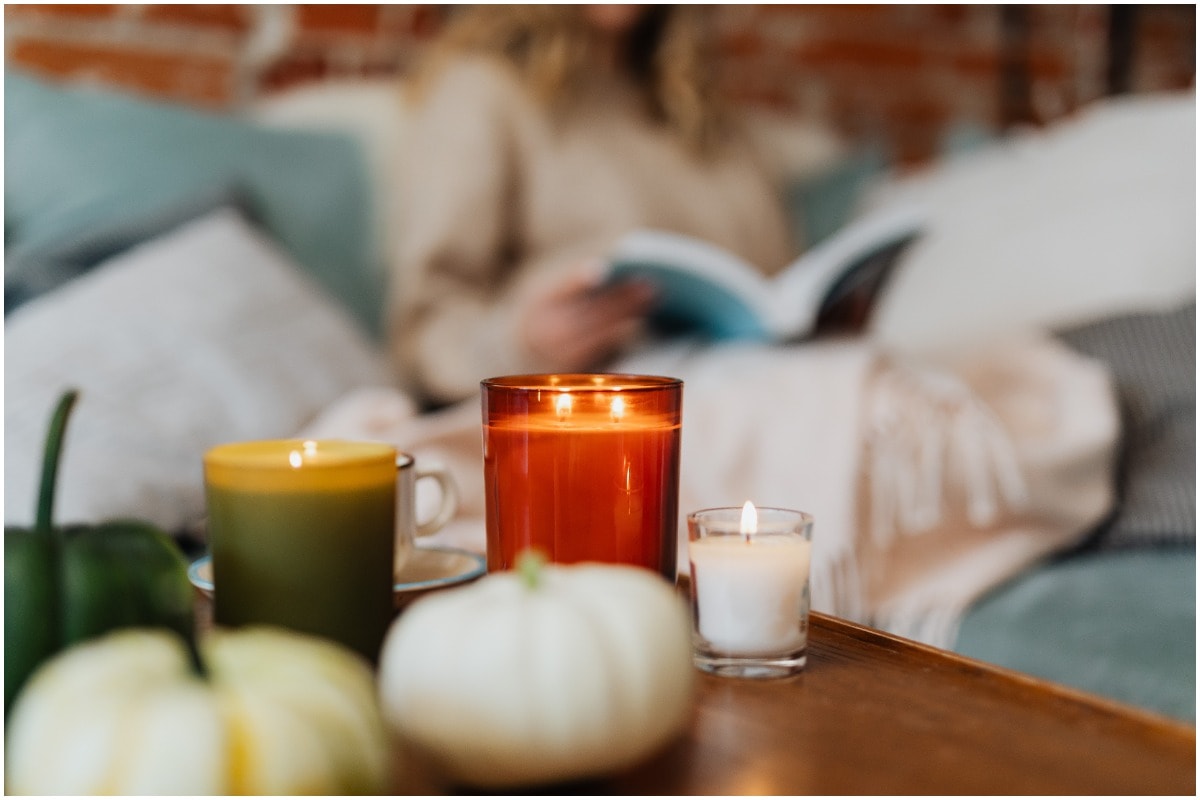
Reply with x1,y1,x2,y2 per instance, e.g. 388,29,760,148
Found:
388,5,794,405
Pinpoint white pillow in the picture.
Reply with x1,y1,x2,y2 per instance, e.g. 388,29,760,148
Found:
4,208,394,531
864,91,1196,355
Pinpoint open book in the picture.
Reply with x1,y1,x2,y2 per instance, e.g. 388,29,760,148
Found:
606,206,925,342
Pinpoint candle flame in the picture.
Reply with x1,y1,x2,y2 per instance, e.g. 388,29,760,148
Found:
555,392,573,419
610,395,626,422
740,500,757,540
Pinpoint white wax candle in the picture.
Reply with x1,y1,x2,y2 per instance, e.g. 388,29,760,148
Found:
689,534,811,655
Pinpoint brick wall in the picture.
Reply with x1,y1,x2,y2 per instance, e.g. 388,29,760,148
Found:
5,4,1194,164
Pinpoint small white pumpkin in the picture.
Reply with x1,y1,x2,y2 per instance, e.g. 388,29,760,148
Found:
5,627,391,795
378,554,694,789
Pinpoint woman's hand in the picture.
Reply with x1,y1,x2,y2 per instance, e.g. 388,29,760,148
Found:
520,268,658,371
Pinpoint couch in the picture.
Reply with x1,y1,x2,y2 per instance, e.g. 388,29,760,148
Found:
5,71,1194,721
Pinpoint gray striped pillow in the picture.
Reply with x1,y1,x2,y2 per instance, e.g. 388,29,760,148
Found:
1058,303,1195,550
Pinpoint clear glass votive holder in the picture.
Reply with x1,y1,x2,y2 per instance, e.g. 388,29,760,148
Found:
687,505,813,678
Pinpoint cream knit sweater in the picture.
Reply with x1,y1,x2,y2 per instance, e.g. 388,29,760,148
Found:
387,54,796,404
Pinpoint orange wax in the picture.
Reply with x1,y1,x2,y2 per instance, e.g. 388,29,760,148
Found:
482,374,682,580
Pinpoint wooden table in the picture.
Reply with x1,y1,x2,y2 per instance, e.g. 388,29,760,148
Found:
397,611,1195,795
198,584,1194,794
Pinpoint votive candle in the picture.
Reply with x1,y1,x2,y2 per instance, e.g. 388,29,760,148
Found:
688,503,813,677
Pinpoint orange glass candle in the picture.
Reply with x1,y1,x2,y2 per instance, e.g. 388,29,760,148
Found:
482,374,682,580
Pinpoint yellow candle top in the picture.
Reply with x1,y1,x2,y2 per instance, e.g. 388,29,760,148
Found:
205,439,397,492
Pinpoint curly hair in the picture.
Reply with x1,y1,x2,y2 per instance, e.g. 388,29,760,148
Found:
417,5,725,155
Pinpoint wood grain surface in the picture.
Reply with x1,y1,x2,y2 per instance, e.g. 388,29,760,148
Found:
196,589,1195,794
393,612,1195,795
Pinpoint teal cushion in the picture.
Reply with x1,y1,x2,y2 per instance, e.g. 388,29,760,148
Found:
4,71,382,336
956,548,1196,721
785,147,887,248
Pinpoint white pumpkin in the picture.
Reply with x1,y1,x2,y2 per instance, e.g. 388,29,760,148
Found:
5,627,391,795
378,556,694,789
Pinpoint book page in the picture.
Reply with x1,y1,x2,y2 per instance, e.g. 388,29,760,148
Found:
768,205,926,338
609,230,775,340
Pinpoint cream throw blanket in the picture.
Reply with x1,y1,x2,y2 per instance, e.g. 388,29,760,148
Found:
303,335,1116,649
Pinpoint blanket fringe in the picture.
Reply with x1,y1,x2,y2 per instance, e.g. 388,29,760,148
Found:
811,547,865,621
872,601,968,649
865,362,1030,548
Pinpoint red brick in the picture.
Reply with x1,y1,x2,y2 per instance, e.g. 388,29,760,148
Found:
378,4,445,38
1140,5,1197,36
1023,47,1069,82
295,4,382,35
884,98,953,128
9,38,234,107
5,4,118,20
138,4,253,33
764,5,894,21
407,4,445,38
947,48,1003,77
792,39,928,72
1,3,1192,171
718,30,764,60
927,5,973,26
257,51,332,93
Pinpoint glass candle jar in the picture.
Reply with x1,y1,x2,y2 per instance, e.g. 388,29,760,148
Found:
482,373,683,581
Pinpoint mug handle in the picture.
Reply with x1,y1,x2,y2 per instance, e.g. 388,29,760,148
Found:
414,465,459,538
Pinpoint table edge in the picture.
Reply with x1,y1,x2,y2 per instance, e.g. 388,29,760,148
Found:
810,611,1197,738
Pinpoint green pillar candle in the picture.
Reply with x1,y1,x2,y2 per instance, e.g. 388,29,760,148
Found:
205,440,397,662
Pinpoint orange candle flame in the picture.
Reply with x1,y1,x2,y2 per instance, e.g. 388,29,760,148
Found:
555,392,573,420
610,395,626,422
741,500,757,542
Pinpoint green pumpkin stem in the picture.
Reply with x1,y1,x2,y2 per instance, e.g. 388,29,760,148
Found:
517,550,547,590
35,390,79,534
186,638,207,678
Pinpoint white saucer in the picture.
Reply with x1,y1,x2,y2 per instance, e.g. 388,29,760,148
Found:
188,546,487,601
